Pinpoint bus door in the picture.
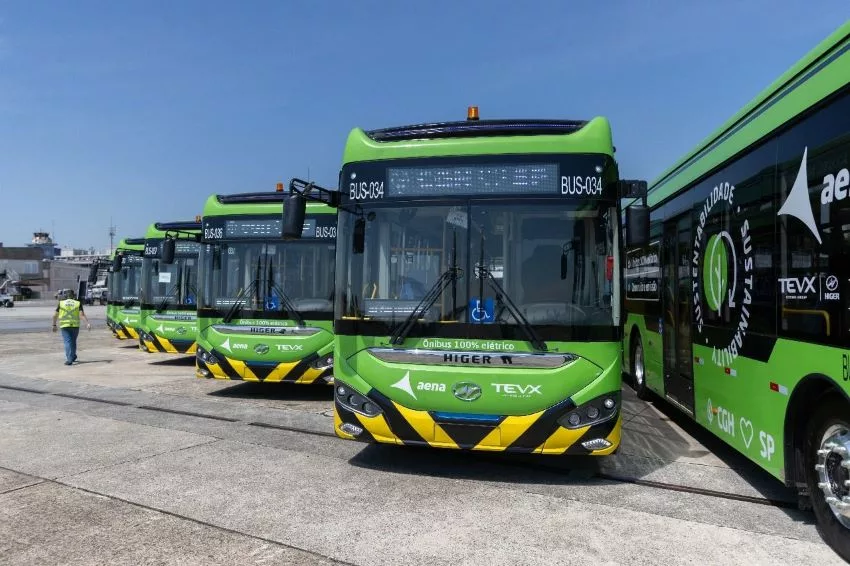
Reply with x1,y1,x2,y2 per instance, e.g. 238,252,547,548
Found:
661,215,694,414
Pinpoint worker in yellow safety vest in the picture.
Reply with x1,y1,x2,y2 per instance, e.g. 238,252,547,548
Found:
52,290,91,366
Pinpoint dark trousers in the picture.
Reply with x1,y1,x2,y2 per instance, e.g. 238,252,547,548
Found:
61,327,79,363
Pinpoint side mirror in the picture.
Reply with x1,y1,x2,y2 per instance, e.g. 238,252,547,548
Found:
112,254,123,272
353,218,366,255
161,239,176,265
619,179,648,199
282,193,307,239
626,205,650,248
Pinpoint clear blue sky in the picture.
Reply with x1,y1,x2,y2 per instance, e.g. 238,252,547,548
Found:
1,1,845,250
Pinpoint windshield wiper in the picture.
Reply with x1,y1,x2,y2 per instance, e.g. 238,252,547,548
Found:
221,279,259,323
155,270,182,313
390,230,462,346
475,230,547,352
265,257,306,327
223,255,263,323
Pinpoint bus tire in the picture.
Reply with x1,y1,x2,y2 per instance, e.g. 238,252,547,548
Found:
630,334,649,400
805,396,850,561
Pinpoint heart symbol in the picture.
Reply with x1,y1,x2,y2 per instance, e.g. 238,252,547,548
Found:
740,418,754,448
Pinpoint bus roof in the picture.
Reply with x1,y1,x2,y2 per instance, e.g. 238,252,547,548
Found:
202,191,335,217
342,116,614,164
143,221,202,240
648,21,850,207
116,237,145,252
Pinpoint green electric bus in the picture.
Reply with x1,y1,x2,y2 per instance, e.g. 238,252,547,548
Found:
107,237,145,341
138,221,202,355
195,187,337,384
285,109,646,455
623,22,850,558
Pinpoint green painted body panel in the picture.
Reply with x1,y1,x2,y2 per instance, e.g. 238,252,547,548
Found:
342,116,614,164
197,318,334,372
627,308,849,482
196,193,337,369
335,334,620,415
138,223,201,352
648,22,850,206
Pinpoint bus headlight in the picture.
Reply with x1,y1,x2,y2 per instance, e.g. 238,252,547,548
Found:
558,392,620,430
335,382,381,417
196,346,219,366
310,353,334,370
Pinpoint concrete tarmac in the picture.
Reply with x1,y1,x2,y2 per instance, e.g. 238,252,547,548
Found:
0,313,843,564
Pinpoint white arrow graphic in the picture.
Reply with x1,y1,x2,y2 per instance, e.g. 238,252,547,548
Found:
156,324,165,334
778,147,822,244
220,337,231,353
391,371,417,400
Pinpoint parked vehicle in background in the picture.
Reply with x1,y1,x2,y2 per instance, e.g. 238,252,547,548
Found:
89,285,108,305
54,288,73,300
138,220,202,355
195,185,337,384
107,238,146,340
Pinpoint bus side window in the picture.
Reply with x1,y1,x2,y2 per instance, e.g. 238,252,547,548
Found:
775,90,850,346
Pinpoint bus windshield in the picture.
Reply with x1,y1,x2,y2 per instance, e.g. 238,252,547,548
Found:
336,199,619,328
117,254,142,305
141,255,198,311
199,240,335,317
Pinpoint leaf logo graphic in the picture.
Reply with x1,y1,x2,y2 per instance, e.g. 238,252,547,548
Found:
703,234,728,313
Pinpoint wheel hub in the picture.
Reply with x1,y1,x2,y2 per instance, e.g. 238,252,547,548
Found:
634,345,644,387
816,425,850,528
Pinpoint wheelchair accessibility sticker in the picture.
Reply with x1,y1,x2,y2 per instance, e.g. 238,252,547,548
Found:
469,298,495,323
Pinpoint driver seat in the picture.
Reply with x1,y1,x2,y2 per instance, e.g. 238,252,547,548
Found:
521,244,565,303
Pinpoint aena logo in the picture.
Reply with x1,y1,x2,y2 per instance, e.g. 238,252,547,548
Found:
703,234,728,313
777,146,850,244
391,372,417,400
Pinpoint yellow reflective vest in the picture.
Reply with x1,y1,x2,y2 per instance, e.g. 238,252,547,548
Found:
57,299,82,328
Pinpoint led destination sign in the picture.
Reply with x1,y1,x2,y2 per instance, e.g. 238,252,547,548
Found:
343,155,614,201
143,240,201,258
389,164,560,197
203,215,335,241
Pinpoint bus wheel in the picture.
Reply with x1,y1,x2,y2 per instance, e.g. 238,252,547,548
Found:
630,335,649,400
806,397,850,561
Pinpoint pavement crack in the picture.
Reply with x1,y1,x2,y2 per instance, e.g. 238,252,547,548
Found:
56,438,222,481
0,463,359,566
0,480,46,496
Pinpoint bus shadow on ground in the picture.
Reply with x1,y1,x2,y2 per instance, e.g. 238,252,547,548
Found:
208,381,333,402
347,384,813,527
623,387,797,500
148,356,196,367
